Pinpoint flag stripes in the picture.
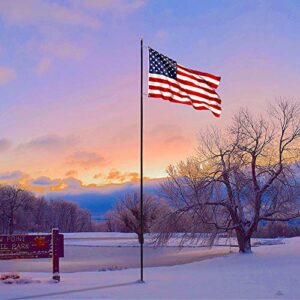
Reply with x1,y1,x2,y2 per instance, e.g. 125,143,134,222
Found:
148,48,222,117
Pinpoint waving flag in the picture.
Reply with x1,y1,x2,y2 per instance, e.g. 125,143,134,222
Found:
148,48,222,117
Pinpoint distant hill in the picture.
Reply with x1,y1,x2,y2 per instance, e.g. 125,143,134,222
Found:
45,179,164,220
45,164,300,221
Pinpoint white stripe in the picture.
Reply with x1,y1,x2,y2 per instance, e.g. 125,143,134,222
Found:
148,90,222,115
177,74,216,92
148,73,220,98
177,65,220,87
149,81,221,106
149,75,220,100
149,73,215,93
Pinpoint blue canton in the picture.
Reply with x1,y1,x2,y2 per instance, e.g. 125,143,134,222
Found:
149,48,177,80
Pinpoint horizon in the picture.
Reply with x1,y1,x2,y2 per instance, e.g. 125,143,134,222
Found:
1,0,300,200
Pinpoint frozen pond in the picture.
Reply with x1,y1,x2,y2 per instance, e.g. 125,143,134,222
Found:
0,233,232,272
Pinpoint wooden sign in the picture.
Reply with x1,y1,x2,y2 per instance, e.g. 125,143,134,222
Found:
0,228,64,281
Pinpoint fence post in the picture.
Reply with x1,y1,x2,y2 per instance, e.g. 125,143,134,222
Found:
52,228,60,282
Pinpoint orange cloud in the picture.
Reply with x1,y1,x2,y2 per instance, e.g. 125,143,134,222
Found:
106,169,149,184
28,176,85,192
65,170,78,177
93,172,103,179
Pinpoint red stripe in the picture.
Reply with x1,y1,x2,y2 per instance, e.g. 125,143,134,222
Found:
177,70,218,90
176,77,218,96
148,93,221,117
149,85,221,108
148,86,221,109
178,65,221,82
148,77,221,104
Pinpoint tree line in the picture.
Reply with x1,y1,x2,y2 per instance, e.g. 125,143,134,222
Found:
0,185,92,234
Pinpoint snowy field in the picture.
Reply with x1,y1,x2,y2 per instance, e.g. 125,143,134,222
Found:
1,234,299,299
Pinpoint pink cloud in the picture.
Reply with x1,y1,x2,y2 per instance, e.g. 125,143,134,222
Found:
35,57,52,74
67,151,107,169
0,138,12,152
0,66,16,85
17,134,78,152
0,0,100,28
40,40,87,60
74,0,145,14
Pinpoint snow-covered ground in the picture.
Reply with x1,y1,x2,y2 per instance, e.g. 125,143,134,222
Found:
1,235,299,299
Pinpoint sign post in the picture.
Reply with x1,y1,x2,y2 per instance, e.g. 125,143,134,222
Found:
0,229,64,281
52,228,60,281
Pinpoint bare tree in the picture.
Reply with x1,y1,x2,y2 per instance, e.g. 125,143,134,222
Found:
0,186,33,234
158,100,300,253
106,192,171,243
48,199,92,232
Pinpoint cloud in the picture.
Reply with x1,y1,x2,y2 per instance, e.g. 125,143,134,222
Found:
0,170,28,182
164,135,188,145
63,177,83,189
29,176,83,192
93,172,103,179
149,124,179,136
0,0,100,28
65,170,78,177
0,138,12,152
18,134,77,152
0,0,145,75
31,36,88,75
155,29,168,42
32,39,88,74
0,66,16,85
106,169,140,183
30,176,61,187
40,41,87,61
148,124,189,146
73,0,145,14
35,57,52,74
67,151,106,169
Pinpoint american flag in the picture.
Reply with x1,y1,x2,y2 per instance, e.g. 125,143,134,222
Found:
148,48,222,117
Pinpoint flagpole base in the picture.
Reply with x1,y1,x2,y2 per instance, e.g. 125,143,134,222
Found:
136,279,146,284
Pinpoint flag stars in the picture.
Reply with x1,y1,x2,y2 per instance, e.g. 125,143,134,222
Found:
149,48,177,80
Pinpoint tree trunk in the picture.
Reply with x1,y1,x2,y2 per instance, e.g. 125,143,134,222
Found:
236,230,252,253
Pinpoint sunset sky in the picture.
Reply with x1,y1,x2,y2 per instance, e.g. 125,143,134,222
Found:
0,0,300,196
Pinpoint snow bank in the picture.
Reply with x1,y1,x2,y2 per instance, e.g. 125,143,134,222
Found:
1,237,299,299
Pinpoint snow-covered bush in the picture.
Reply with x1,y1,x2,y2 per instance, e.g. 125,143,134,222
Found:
106,192,171,243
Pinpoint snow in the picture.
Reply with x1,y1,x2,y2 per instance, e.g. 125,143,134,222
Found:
1,236,300,299
63,232,284,247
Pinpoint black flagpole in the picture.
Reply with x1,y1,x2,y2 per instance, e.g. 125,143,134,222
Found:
140,37,144,283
